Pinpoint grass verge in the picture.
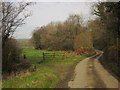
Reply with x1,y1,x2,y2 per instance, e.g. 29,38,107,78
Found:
3,48,92,88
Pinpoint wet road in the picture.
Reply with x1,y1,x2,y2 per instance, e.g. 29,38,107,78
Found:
68,54,119,88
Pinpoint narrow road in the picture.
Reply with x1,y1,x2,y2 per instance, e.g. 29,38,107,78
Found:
68,55,119,88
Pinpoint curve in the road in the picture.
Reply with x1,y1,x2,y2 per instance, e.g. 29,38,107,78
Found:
68,54,119,88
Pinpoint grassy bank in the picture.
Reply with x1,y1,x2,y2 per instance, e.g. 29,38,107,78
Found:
3,48,90,88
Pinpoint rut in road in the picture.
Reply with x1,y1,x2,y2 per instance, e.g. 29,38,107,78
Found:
86,57,106,88
68,55,119,88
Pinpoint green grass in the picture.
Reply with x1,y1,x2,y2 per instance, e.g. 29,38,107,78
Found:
22,48,45,63
3,48,92,88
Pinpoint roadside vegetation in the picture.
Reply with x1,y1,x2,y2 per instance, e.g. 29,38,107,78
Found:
2,48,92,88
1,1,120,88
90,2,120,79
1,2,32,75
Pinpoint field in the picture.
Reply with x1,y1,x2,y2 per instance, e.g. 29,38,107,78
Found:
2,48,91,88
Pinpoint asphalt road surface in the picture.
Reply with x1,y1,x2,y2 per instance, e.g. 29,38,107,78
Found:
68,55,119,88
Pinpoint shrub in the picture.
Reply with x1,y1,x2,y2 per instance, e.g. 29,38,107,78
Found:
74,47,95,55
108,46,118,62
2,38,31,75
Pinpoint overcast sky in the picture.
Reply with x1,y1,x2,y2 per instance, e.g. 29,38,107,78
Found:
14,2,97,39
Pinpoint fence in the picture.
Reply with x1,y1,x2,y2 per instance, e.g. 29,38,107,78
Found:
43,52,65,61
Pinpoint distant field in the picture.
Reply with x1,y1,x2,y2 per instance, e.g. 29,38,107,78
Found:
17,39,32,48
2,48,91,88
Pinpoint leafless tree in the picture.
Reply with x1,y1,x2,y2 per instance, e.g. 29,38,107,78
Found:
0,1,32,46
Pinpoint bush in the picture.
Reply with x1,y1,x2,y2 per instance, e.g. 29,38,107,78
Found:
2,38,31,75
108,46,118,62
102,45,120,79
74,47,95,55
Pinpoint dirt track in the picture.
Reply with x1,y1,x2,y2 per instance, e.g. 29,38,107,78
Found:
68,55,119,88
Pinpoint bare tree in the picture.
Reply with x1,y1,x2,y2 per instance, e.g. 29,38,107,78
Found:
0,1,32,46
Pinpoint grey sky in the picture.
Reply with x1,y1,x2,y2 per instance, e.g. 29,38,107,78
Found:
14,2,96,39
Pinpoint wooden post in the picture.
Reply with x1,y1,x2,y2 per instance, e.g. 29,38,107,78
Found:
43,52,45,61
53,53,55,60
63,54,65,60
23,54,26,59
